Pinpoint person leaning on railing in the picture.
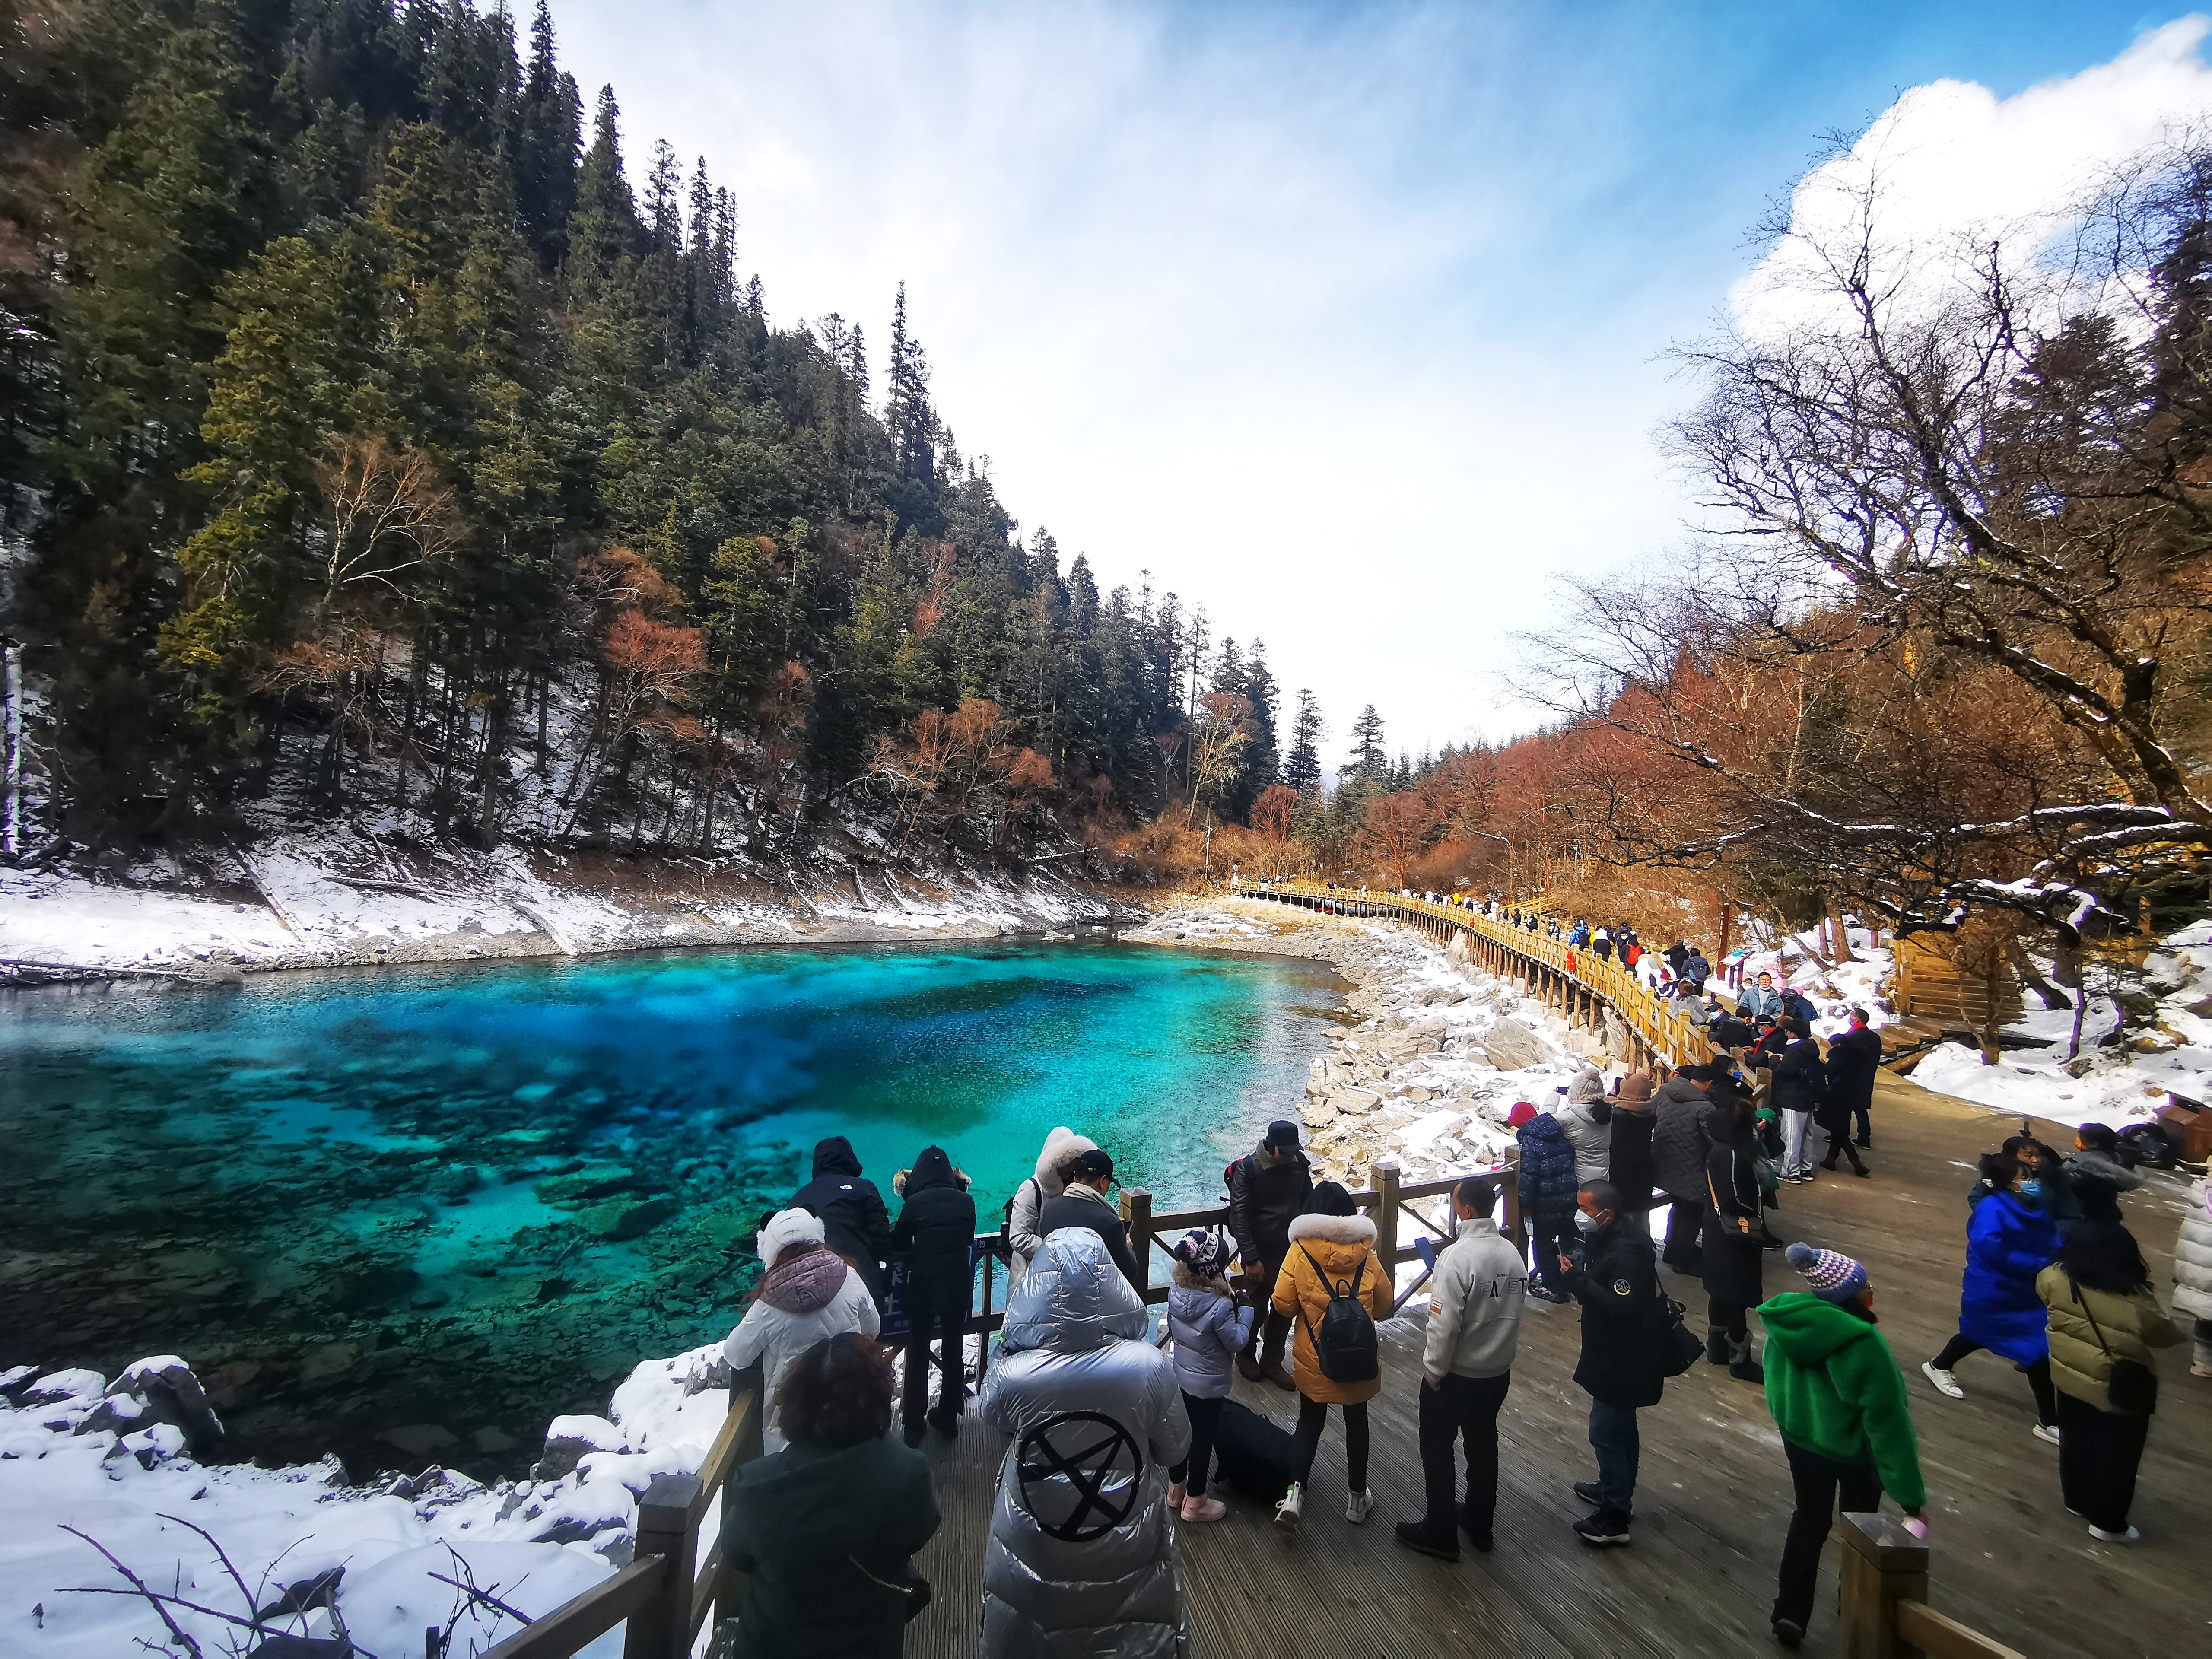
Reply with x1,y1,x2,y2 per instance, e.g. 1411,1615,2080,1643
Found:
721,1332,941,1659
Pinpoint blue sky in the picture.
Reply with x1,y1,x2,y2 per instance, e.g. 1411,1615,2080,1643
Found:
552,2,2211,760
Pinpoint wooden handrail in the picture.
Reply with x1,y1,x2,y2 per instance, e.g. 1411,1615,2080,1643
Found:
1837,1513,2022,1659
476,1556,667,1658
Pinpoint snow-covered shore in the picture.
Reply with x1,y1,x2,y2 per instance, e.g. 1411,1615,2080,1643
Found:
0,830,1128,985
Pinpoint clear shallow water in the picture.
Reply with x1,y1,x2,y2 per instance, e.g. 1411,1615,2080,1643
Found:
0,942,1342,1474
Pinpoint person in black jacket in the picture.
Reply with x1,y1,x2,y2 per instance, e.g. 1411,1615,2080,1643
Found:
1557,1180,1669,1547
891,1145,978,1443
1825,1007,1883,1152
1037,1148,1144,1287
1770,1020,1826,1185
1702,1101,1767,1382
792,1136,893,1303
1227,1120,1313,1387
1649,1067,1714,1275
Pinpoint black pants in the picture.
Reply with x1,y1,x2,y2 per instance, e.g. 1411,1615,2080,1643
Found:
1819,1123,1866,1172
2055,1390,2150,1531
1292,1395,1369,1492
1661,1195,1704,1270
1773,1439,1883,1629
1930,1335,2058,1426
1419,1371,1510,1539
1710,1296,1748,1342
1167,1392,1225,1497
1239,1257,1290,1367
1526,1214,1572,1293
1852,1102,1871,1144
901,1300,964,1426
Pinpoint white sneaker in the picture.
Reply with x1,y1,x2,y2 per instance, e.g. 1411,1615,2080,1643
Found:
1922,1361,1964,1399
2089,1523,2140,1544
1274,1482,1303,1535
2031,1422,2060,1446
1345,1488,1375,1524
2191,1361,2212,1378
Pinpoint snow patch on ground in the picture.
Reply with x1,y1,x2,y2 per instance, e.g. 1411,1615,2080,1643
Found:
0,1345,735,1657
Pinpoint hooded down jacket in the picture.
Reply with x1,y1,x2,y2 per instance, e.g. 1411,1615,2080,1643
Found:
1956,1191,2060,1364
1516,1114,1580,1219
1167,1279,1254,1400
1271,1213,1392,1406
1554,1094,1611,1185
978,1230,1190,1658
2173,1178,2212,1321
2061,1147,2143,1229
1008,1127,1100,1291
725,1214,882,1454
792,1136,893,1302
892,1145,978,1315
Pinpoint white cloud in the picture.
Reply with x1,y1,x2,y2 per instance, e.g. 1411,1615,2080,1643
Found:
1733,17,2212,338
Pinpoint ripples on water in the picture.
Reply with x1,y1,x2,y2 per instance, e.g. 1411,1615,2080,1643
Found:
0,941,1341,1474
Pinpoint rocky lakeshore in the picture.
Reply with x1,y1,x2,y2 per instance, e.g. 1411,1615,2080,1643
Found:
1123,898,1610,1186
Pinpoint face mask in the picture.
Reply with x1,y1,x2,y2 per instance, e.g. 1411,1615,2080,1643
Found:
1575,1211,1601,1235
2019,1180,2042,1200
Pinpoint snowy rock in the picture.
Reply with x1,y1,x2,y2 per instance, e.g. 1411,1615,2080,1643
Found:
1476,1020,1549,1071
103,1355,224,1453
534,1414,625,1481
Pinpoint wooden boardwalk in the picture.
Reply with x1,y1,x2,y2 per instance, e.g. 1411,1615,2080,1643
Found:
903,1074,2209,1658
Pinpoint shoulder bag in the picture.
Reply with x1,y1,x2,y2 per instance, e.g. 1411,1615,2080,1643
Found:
2069,1273,2158,1416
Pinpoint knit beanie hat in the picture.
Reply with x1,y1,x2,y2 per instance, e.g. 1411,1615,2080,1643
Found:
1172,1228,1227,1277
1786,1241,1869,1302
756,1206,827,1265
1507,1101,1537,1129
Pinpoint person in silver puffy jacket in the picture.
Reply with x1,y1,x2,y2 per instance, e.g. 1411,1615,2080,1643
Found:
978,1228,1191,1656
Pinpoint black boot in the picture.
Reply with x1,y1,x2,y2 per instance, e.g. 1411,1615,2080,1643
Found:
1729,1336,1765,1385
1706,1325,1730,1366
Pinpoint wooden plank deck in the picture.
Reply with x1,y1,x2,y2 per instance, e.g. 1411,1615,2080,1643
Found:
902,1073,2209,1657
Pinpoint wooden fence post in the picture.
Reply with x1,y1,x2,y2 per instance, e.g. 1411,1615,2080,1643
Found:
1837,1512,1927,1659
623,1473,702,1659
1119,1187,1154,1297
714,1394,763,1631
1368,1161,1401,1273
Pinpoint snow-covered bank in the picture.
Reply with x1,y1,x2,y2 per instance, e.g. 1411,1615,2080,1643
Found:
0,827,1128,984
0,1347,731,1657
1125,900,1603,1189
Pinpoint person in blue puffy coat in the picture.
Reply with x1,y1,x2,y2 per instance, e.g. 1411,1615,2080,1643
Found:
1513,1103,1579,1303
1921,1152,2061,1435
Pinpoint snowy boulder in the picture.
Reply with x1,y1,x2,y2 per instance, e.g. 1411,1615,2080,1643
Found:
97,1355,224,1453
534,1413,624,1481
1476,1019,1550,1071
21,1368,105,1407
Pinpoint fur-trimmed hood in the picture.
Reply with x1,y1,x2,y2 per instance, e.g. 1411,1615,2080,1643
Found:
1286,1212,1377,1247
1033,1125,1099,1199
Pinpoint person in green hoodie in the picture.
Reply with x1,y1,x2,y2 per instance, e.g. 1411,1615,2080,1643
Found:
1758,1242,1928,1650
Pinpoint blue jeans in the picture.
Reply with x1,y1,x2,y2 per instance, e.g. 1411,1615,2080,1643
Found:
1588,1401,1639,1516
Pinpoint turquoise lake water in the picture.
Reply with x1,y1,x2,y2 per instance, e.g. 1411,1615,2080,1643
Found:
0,941,1343,1473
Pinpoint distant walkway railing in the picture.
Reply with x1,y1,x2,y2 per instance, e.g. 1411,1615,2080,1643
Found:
1236,879,1710,1074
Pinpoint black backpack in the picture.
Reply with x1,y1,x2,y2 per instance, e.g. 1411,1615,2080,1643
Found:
1209,1400,1299,1501
1295,1245,1379,1384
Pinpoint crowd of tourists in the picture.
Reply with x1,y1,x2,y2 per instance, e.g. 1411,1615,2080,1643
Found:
709,1042,2210,1656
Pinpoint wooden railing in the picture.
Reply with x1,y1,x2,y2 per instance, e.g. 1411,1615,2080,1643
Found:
1837,1513,2023,1659
478,1386,762,1659
479,1159,1517,1655
1238,879,1713,1074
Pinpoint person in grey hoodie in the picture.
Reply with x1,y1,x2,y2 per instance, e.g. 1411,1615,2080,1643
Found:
1394,1176,1528,1562
1164,1229,1254,1523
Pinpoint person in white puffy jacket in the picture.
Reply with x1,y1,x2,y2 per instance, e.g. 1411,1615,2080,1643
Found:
2172,1176,2212,1377
1007,1125,1100,1294
979,1228,1190,1657
724,1208,881,1453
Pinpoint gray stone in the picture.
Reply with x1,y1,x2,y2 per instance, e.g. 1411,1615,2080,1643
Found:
1476,1019,1550,1071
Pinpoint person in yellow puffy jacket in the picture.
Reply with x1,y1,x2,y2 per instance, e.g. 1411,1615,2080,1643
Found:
1270,1181,1391,1535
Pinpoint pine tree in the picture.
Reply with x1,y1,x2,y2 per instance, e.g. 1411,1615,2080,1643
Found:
1347,704,1387,778
1285,690,1325,797
567,84,639,297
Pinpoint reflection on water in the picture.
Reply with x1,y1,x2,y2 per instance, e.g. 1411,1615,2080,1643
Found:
0,941,1340,1475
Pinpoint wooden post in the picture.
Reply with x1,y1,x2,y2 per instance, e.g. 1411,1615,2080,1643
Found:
624,1473,702,1659
1837,1512,1926,1659
1369,1161,1401,1272
1119,1187,1154,1297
